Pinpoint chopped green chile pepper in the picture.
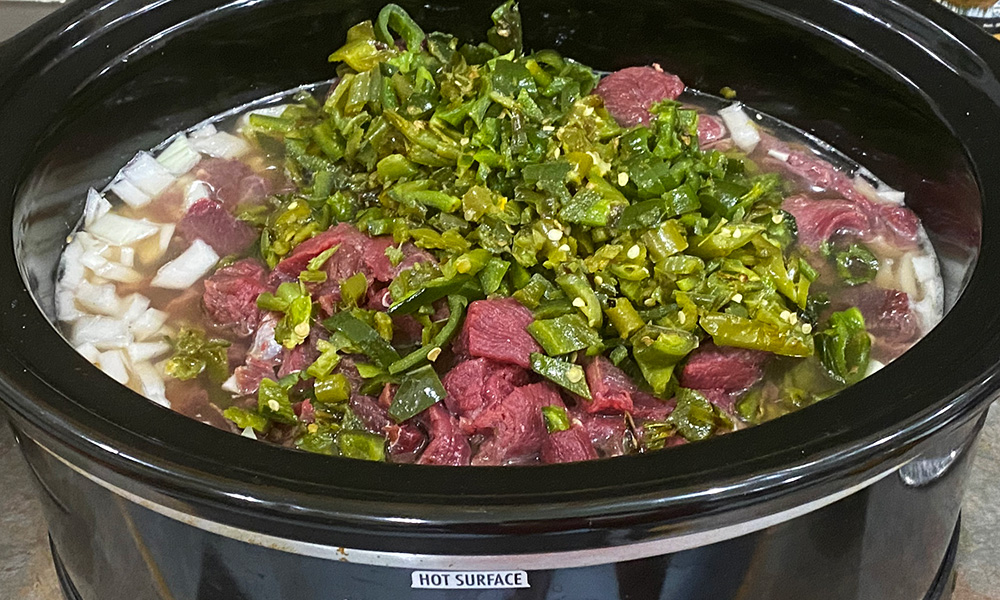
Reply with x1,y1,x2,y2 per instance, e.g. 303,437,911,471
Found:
512,273,556,309
377,154,420,181
315,373,351,403
387,274,482,315
669,388,727,441
223,407,269,433
643,220,688,261
605,298,644,338
556,273,602,328
338,430,387,461
834,244,879,285
542,405,572,433
528,313,602,356
164,328,231,384
340,272,368,309
531,353,592,399
688,223,764,259
328,22,397,72
700,312,814,357
374,3,426,50
817,308,871,385
296,429,338,455
478,257,510,295
258,378,297,425
324,311,401,368
389,295,468,374
631,325,698,395
389,364,447,422
306,340,341,378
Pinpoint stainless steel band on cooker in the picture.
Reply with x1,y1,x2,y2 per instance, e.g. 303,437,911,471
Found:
41,442,901,570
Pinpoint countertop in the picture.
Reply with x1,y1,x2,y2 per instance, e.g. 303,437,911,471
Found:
1,2,999,600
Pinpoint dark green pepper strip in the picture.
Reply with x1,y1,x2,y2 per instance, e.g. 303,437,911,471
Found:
816,308,871,385
338,430,387,461
388,295,468,374
834,244,879,286
339,272,368,309
700,312,814,357
387,274,482,316
527,313,602,356
323,311,401,368
258,378,297,425
530,353,591,399
374,3,426,51
668,388,725,442
296,429,338,455
542,405,571,433
688,223,764,259
306,339,341,378
556,272,602,328
388,364,447,422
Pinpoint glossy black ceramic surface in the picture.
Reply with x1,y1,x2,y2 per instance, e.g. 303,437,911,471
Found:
1,0,999,598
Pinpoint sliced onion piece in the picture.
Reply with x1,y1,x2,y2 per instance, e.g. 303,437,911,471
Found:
57,288,84,323
189,131,250,159
121,293,151,323
84,188,112,227
58,235,87,291
151,239,219,289
109,177,152,209
74,280,123,316
189,123,218,139
118,246,136,268
718,103,761,153
184,180,212,211
157,135,203,176
73,315,132,351
98,350,131,384
121,151,176,197
88,213,161,246
127,341,171,363
74,342,101,363
130,307,168,341
133,362,169,407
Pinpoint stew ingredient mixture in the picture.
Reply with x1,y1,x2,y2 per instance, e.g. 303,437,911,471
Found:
56,2,943,465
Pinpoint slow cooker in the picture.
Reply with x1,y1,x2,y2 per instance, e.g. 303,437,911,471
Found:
1,0,999,598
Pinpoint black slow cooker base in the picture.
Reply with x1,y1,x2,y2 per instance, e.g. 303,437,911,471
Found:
48,519,962,600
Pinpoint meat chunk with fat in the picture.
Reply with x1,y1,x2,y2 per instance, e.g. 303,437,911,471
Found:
595,66,686,127
443,358,532,430
582,355,635,414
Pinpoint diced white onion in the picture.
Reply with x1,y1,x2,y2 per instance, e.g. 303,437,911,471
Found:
84,188,112,227
130,308,168,341
98,350,131,384
73,280,122,316
121,293,151,323
81,254,143,284
109,178,152,209
88,213,161,246
120,151,176,197
118,246,135,268
133,362,169,407
56,289,84,322
911,254,944,331
150,239,220,289
156,135,203,176
767,149,790,162
58,235,86,291
74,342,101,363
877,188,906,205
158,223,175,253
241,427,257,439
221,374,239,394
127,341,171,363
189,131,250,159
718,103,761,153
189,123,218,139
73,316,131,350
184,180,212,210
866,359,885,376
